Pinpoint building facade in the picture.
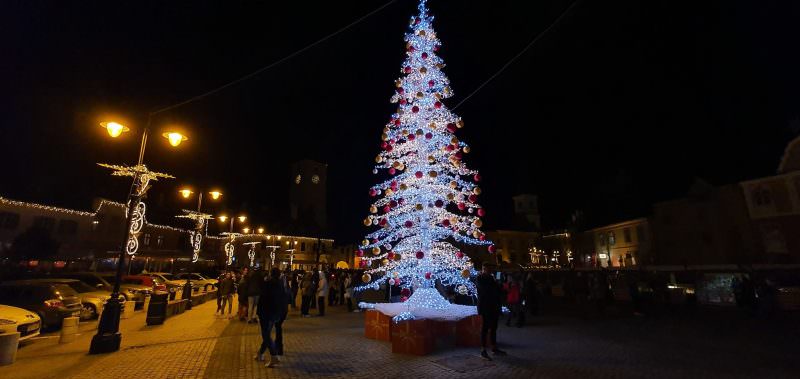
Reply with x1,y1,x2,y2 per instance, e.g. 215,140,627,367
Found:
585,218,651,268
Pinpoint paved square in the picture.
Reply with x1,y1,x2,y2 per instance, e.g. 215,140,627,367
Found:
1,296,797,379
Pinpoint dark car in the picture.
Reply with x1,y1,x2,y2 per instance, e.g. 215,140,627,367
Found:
123,275,167,293
0,281,82,330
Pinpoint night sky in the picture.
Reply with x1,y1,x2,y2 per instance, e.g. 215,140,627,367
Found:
1,0,798,242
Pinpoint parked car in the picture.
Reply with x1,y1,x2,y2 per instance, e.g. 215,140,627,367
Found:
174,273,218,291
97,273,152,306
57,272,148,305
122,275,167,293
25,279,124,321
0,304,42,341
0,281,82,330
145,273,183,294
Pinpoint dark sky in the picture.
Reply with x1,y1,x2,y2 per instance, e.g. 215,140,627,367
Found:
1,0,798,242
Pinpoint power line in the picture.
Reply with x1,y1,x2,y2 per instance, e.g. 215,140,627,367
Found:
452,0,582,110
151,0,399,115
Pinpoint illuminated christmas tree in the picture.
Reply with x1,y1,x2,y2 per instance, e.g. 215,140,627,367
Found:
357,0,494,318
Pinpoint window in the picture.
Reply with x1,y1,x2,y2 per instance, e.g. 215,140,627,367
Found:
143,233,151,246
301,242,306,252
0,212,20,230
156,235,164,247
57,219,78,235
33,216,56,232
753,186,772,207
623,228,631,243
608,232,616,246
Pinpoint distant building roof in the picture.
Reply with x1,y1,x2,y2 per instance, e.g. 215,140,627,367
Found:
778,135,800,174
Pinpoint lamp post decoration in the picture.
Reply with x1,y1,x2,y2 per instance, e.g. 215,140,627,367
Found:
243,242,260,267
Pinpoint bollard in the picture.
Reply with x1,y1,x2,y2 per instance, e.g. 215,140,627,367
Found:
60,317,79,344
143,294,152,314
121,300,135,320
0,332,20,366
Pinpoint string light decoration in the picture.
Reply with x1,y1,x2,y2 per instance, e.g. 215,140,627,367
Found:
356,0,494,319
221,232,242,266
176,210,213,262
243,242,261,267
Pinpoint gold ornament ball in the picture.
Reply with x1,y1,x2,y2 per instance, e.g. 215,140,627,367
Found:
418,30,426,36
429,122,437,129
461,269,471,278
393,161,401,169
456,119,465,128
401,129,409,136
416,91,424,98
419,67,428,74
416,129,424,135
447,193,455,200
451,137,459,145
473,219,483,228
382,259,389,265
363,218,372,226
397,163,405,171
375,156,383,163
385,188,394,196
362,273,372,283
415,204,424,211
463,146,471,153
362,239,370,246
473,187,482,195
429,171,438,178
381,133,389,141
472,230,481,238
450,181,458,188
400,184,408,190
370,206,378,214
372,247,381,255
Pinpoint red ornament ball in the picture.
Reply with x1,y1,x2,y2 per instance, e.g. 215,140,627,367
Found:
394,119,401,126
408,45,415,52
441,219,450,227
405,220,414,228
434,200,444,208
408,133,415,140
398,198,406,205
399,99,407,105
389,200,398,208
454,151,463,160
473,174,481,182
356,249,365,257
488,245,497,254
479,235,486,241
415,171,424,178
457,202,466,211
428,80,435,87
388,168,396,175
446,144,455,152
446,123,457,132
401,288,411,297
434,101,442,109
383,206,391,213
414,17,421,25
468,194,478,203
404,66,412,74
421,52,428,59
456,251,464,259
397,87,404,94
387,252,395,260
477,208,486,217
425,272,432,280
381,141,388,149
415,251,425,259
411,106,420,113
425,132,433,139
379,218,387,226
369,189,378,197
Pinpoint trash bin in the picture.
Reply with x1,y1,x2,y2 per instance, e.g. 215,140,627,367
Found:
168,288,177,301
0,332,20,365
60,317,79,344
146,293,168,325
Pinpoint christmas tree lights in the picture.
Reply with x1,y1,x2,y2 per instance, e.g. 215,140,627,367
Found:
357,0,494,319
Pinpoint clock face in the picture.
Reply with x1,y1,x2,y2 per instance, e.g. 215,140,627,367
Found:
295,174,301,184
312,174,320,184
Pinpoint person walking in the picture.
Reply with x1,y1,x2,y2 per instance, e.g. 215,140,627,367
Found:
329,275,339,306
300,272,313,317
503,275,522,327
524,273,539,316
288,270,299,310
344,274,354,312
238,268,250,321
317,271,328,316
218,272,235,317
247,268,263,323
255,268,289,368
476,263,506,360
216,271,226,314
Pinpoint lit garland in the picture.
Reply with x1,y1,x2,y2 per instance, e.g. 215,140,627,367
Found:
356,0,494,314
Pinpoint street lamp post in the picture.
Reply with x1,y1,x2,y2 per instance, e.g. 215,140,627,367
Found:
91,118,187,354
177,188,221,310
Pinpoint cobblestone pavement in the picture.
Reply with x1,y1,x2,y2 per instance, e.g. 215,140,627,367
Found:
1,296,798,379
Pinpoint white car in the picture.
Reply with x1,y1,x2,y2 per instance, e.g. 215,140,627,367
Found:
0,304,42,341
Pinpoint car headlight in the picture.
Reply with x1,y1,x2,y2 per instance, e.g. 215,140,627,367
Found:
0,319,16,325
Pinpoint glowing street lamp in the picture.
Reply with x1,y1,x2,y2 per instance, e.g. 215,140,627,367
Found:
257,227,265,234
92,117,188,355
100,121,129,138
179,188,193,199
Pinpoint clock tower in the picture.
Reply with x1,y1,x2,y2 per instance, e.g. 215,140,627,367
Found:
289,160,327,233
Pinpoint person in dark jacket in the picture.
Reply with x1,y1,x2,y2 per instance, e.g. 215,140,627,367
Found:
247,268,264,323
237,268,250,321
255,268,289,368
476,263,507,360
218,272,235,316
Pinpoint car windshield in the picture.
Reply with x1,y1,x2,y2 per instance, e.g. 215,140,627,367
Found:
66,281,99,293
160,274,175,281
193,274,205,280
52,284,79,298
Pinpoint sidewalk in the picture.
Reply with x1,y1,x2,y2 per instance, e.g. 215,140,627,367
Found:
1,296,798,379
